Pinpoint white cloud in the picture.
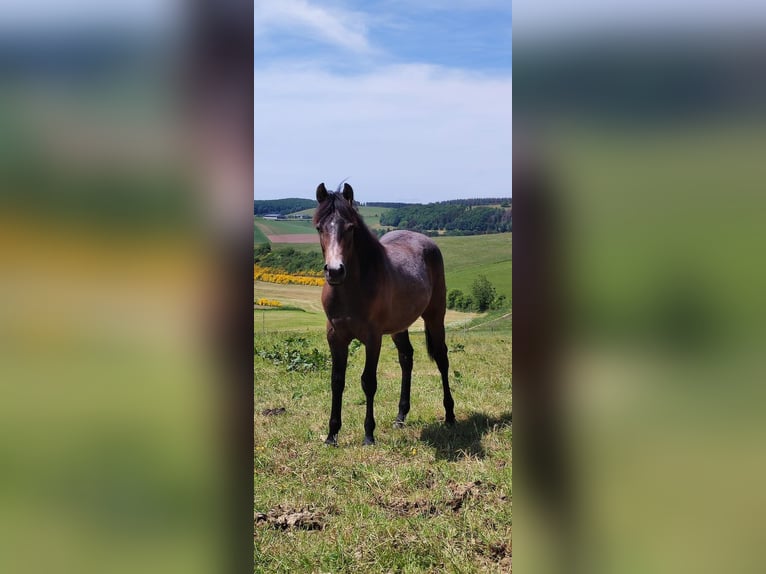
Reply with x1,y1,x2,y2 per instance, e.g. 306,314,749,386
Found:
254,64,512,202
0,0,177,32
254,0,372,54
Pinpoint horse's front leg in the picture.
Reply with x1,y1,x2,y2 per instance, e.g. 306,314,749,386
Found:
361,333,382,445
325,328,350,447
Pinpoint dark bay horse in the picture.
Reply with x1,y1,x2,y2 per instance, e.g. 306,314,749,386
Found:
313,182,455,446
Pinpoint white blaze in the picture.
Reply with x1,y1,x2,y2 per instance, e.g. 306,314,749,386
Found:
324,220,344,270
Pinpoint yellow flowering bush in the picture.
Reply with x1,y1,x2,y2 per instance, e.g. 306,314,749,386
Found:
255,298,282,307
253,265,325,287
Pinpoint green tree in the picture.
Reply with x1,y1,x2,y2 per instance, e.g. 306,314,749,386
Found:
447,289,465,310
492,294,508,310
471,275,496,312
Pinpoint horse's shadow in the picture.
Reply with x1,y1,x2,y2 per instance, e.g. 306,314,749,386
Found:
419,411,512,461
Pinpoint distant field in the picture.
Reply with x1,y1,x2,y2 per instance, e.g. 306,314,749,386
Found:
289,206,394,229
355,206,394,229
255,208,393,245
254,221,269,244
433,233,512,300
255,219,316,236
269,242,321,254
254,282,325,315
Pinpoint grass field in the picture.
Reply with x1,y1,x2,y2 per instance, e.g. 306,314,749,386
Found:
254,221,269,244
269,242,321,253
254,215,512,572
254,327,512,573
255,218,316,236
434,234,512,300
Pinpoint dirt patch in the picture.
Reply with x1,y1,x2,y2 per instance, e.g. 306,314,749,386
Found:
446,480,483,511
376,480,488,517
376,496,438,517
267,234,319,244
477,540,512,571
254,505,326,531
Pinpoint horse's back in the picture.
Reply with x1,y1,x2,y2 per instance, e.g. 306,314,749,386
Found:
380,230,444,280
378,231,446,332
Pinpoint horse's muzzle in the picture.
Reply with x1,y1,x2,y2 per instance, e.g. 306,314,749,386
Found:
324,263,346,285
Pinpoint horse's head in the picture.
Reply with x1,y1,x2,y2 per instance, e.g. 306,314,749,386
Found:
314,182,357,285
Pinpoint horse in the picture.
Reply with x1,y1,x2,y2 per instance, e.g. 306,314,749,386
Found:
313,182,456,446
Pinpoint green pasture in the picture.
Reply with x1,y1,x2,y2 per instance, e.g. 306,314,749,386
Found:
269,242,321,253
254,328,512,573
434,233,512,300
253,221,269,244
254,218,316,236
254,208,512,572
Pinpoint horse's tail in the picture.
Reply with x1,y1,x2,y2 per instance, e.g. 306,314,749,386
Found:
424,327,436,362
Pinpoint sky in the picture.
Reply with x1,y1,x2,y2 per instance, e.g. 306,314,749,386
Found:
254,0,513,202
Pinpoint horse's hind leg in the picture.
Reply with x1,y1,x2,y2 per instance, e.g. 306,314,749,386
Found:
423,317,456,425
392,330,414,427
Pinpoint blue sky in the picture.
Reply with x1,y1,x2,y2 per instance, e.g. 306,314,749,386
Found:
254,1,513,202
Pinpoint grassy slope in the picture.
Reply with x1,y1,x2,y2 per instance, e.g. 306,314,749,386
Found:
254,329,512,573
434,233,512,300
254,221,269,244
255,219,316,236
269,242,321,253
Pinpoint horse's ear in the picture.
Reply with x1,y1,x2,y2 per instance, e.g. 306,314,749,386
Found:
342,183,354,203
316,183,328,202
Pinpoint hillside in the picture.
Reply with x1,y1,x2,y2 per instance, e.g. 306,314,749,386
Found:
253,198,316,216
380,202,511,235
433,233,512,301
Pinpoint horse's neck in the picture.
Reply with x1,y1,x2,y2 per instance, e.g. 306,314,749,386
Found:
352,227,385,278
330,228,384,306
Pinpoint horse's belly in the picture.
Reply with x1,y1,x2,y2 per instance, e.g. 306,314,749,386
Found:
377,289,430,334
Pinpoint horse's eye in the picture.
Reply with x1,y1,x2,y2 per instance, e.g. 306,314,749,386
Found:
343,224,355,234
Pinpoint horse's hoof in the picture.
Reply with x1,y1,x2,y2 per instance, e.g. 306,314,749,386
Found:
445,417,456,427
393,420,405,429
362,437,375,446
324,436,338,447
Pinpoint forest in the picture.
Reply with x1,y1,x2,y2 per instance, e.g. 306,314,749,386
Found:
380,203,511,235
253,198,316,216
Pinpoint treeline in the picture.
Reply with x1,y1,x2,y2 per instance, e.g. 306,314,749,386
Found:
364,202,411,208
254,198,315,216
434,198,511,207
253,244,324,274
380,204,511,235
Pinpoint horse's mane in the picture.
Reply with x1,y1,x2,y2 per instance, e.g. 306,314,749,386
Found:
313,192,365,229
